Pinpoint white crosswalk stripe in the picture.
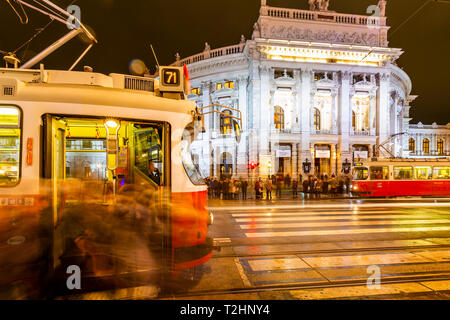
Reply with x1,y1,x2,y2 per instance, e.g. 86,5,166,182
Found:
239,219,450,230
235,215,435,223
233,208,450,239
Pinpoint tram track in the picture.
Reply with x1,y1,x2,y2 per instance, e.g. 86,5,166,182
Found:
160,273,450,299
211,243,450,259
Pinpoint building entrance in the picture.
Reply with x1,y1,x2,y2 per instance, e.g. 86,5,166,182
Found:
276,144,292,176
314,145,331,177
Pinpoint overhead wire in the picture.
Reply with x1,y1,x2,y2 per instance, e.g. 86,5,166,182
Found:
349,0,446,71
5,0,29,24
8,0,79,60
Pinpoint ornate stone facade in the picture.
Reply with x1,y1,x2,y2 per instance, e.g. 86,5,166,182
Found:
173,0,449,179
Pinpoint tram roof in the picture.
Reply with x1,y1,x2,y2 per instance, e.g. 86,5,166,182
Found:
0,68,195,114
357,158,450,166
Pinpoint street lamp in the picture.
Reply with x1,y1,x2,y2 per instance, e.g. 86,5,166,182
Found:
302,159,312,174
342,159,352,174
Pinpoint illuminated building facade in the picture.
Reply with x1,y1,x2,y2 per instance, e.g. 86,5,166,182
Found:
173,0,450,178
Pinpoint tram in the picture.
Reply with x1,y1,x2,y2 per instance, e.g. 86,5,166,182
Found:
351,159,450,197
0,64,219,297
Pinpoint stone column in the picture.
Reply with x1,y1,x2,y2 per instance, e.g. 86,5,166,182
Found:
237,76,248,176
377,73,390,144
294,69,302,128
300,68,313,167
331,89,338,134
292,143,298,178
369,89,377,136
331,144,337,176
339,71,352,163
259,65,271,156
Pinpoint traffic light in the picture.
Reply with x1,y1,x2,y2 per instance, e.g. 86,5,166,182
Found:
249,162,259,170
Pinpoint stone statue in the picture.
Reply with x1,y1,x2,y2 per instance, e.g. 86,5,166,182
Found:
378,0,387,17
240,34,246,43
204,42,210,52
309,0,330,11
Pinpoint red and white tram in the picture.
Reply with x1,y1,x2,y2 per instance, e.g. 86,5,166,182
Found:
352,159,450,197
0,64,215,297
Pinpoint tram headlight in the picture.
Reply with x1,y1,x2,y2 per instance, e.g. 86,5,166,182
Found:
105,119,119,128
208,212,214,226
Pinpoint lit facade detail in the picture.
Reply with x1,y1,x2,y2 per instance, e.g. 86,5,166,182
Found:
173,0,450,178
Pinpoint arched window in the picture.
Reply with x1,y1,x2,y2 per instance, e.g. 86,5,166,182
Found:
274,106,285,130
409,138,416,153
314,108,321,131
437,139,444,155
220,110,233,135
352,111,356,130
423,138,430,154
220,152,233,178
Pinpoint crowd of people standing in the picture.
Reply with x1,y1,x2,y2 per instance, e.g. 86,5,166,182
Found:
205,173,352,200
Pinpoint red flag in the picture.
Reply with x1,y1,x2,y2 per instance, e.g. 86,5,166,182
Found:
183,64,191,94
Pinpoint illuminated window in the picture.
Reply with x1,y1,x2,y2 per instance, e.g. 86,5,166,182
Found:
414,167,432,180
370,166,389,180
353,167,369,181
433,167,450,180
224,81,234,89
274,106,285,130
220,110,233,135
423,138,430,154
0,106,22,187
314,108,321,131
394,167,413,180
216,83,223,90
191,87,200,95
352,111,356,130
437,139,444,155
409,138,416,153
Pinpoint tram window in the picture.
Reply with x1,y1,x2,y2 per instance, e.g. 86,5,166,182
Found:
134,124,164,186
66,138,107,180
181,122,205,185
0,106,21,187
394,167,413,180
414,167,432,180
433,167,450,180
353,167,369,180
370,166,389,180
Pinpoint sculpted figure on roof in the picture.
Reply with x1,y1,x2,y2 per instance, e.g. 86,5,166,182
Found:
309,0,330,11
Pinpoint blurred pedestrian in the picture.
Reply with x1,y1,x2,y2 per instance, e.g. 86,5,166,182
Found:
241,178,248,200
265,178,273,200
330,174,338,197
292,179,298,198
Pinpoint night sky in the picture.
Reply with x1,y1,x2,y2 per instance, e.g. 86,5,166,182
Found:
0,0,449,124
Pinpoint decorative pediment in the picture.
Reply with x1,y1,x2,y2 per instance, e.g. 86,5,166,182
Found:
213,87,237,99
264,25,380,47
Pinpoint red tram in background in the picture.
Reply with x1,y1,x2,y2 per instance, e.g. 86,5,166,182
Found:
352,159,450,197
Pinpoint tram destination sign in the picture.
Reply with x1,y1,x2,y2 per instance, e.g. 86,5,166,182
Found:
159,66,185,93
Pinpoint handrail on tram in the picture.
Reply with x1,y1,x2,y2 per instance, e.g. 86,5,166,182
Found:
196,103,243,129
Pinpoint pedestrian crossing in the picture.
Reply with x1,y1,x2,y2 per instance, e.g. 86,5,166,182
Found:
231,208,450,239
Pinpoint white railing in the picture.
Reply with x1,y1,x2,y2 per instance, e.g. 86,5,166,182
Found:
172,43,246,66
263,6,385,27
352,130,371,136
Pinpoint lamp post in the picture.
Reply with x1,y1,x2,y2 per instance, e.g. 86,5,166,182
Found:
342,159,352,175
302,159,312,175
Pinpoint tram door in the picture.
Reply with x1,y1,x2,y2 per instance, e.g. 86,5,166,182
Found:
42,115,68,270
50,118,67,226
